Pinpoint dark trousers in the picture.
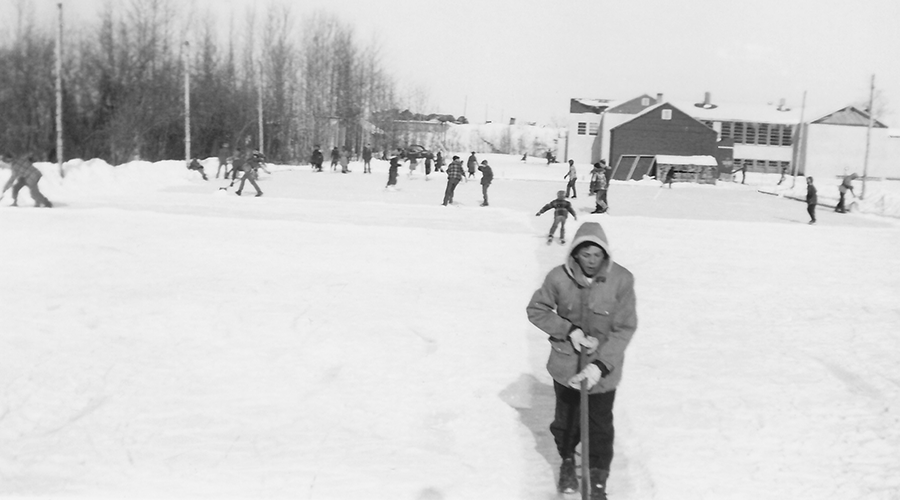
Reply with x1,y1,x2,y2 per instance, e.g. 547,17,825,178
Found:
237,171,261,195
566,179,577,198
481,184,489,205
807,203,816,222
836,192,846,212
443,179,459,205
550,381,616,472
387,168,398,187
363,159,371,173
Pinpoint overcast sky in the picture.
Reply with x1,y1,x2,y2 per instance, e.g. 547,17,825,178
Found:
11,0,900,126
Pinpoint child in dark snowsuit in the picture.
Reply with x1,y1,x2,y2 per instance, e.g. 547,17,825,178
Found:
806,177,817,224
188,158,208,180
536,190,577,244
386,155,401,188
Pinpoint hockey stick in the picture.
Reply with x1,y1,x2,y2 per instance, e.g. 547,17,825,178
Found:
579,347,591,500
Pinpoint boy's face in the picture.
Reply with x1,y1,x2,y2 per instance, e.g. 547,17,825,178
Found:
574,244,605,278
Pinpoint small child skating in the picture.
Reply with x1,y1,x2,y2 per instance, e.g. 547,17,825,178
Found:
536,190,577,244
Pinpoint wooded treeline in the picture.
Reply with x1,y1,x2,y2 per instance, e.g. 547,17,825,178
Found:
0,0,403,164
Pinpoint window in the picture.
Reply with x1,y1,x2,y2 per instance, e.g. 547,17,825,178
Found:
720,121,733,140
641,97,650,106
577,122,587,135
661,109,672,120
588,122,599,135
745,123,757,144
781,125,793,146
769,125,781,145
759,124,770,145
733,122,745,144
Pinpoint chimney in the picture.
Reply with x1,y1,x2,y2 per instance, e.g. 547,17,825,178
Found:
656,93,664,103
694,91,717,109
703,92,711,106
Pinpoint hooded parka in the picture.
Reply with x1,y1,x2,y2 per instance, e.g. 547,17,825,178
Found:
527,222,637,393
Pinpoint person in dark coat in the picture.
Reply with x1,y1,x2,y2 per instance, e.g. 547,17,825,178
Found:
435,151,445,172
229,148,246,185
311,145,324,172
424,151,434,177
386,151,402,189
216,143,230,179
466,152,478,178
235,151,264,197
0,154,52,207
330,146,340,171
835,173,858,213
663,166,675,189
442,155,466,205
526,221,637,499
478,159,493,206
806,177,817,224
362,143,373,174
536,190,577,244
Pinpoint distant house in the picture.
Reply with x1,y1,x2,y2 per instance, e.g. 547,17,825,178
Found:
564,98,614,164
608,102,720,181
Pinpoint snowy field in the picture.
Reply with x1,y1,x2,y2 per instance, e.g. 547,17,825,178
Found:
1,154,899,500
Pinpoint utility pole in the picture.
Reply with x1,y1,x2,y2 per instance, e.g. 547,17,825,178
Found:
257,62,264,155
183,41,191,164
862,74,875,200
791,91,807,189
55,3,64,177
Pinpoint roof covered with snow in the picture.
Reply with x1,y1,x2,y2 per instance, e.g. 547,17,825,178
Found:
655,154,719,166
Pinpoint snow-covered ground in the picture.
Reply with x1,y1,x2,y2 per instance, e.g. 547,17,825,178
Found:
1,154,899,500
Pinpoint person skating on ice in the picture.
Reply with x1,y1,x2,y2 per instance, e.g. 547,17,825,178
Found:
806,176,818,224
442,155,466,205
478,159,493,206
536,190,577,244
0,153,52,207
564,159,577,198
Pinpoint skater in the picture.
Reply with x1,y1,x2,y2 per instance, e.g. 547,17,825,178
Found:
408,156,418,178
187,158,209,180
434,151,444,172
339,147,351,173
216,143,230,178
235,151,264,197
546,150,554,165
478,159,493,206
311,145,324,172
330,146,340,171
536,191,577,244
806,176,817,224
588,163,603,196
522,152,528,162
424,151,434,177
526,221,637,499
663,165,675,188
362,143,373,173
229,148,247,186
835,173,858,213
442,155,466,205
739,162,747,184
466,151,478,178
386,151,402,189
592,161,610,213
0,153,52,207
564,160,577,198
777,164,787,185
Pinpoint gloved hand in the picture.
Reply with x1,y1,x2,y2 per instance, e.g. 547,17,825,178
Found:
569,329,599,354
568,363,601,389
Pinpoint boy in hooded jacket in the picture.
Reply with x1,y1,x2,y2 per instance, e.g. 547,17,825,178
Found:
527,221,638,500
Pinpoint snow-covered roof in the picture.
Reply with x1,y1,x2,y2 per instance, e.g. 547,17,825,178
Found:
670,100,804,125
655,155,718,166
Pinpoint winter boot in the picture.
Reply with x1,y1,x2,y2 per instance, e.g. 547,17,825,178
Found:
588,468,609,500
235,190,242,196
557,458,578,494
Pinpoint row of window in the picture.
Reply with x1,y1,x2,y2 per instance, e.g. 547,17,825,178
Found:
702,121,794,146
576,122,600,135
733,158,791,173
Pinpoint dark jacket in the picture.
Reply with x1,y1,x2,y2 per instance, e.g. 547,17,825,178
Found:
807,183,818,205
311,149,324,165
478,164,493,186
362,146,372,161
466,154,477,173
526,222,638,393
537,199,576,219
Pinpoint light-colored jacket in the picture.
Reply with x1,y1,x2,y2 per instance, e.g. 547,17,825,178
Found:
526,222,637,393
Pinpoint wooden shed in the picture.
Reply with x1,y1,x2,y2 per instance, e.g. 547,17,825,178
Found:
609,102,719,181
654,155,719,185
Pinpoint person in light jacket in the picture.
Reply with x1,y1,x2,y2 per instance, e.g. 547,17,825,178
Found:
527,222,637,499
